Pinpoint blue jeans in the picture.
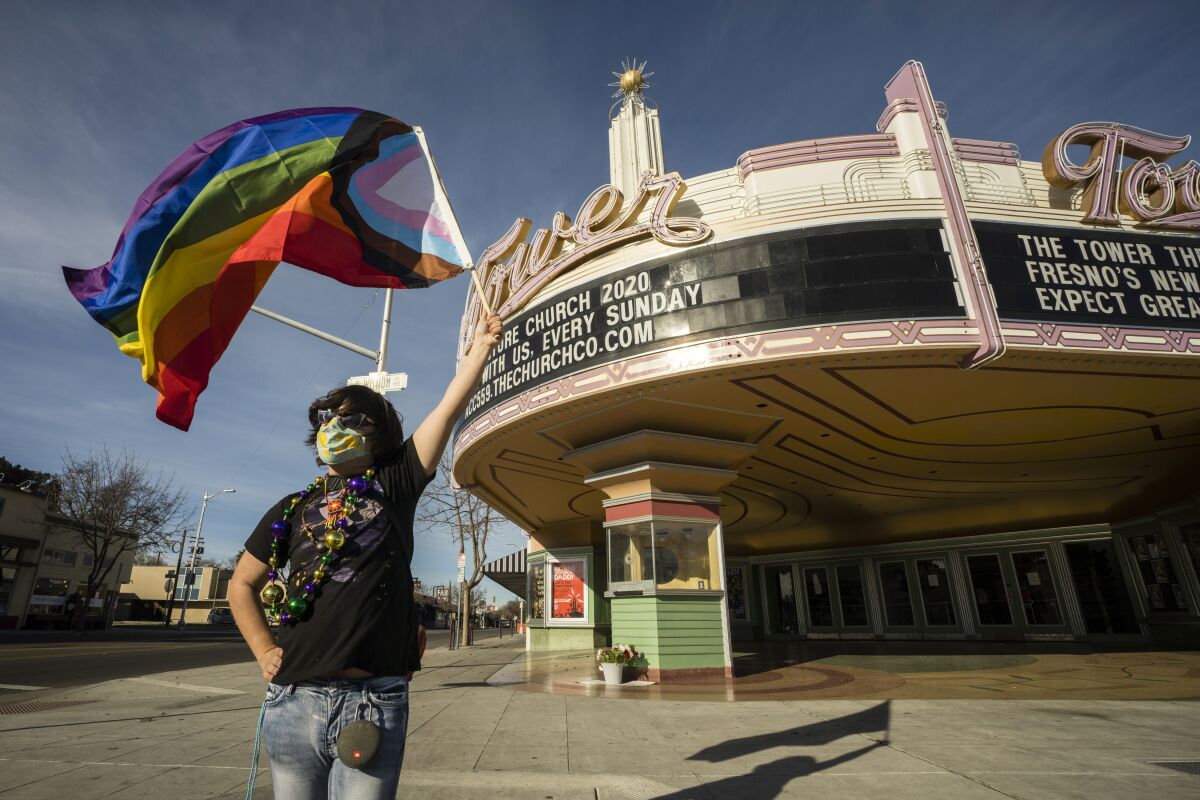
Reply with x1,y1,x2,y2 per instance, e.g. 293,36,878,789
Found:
262,675,410,800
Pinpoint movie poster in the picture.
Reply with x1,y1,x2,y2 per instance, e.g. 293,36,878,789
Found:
551,560,585,619
726,565,747,620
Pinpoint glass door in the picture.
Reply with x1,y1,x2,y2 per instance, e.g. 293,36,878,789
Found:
803,567,835,631
966,553,1020,639
1064,540,1138,635
1010,550,1066,628
877,556,965,638
763,564,800,637
835,564,871,630
914,557,958,629
877,560,918,634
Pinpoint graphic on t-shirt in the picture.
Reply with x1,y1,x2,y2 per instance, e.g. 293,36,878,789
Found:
293,479,388,584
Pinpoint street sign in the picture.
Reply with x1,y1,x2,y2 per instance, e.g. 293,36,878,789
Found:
347,371,408,394
456,552,465,582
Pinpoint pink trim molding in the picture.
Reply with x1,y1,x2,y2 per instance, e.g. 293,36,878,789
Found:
737,134,898,181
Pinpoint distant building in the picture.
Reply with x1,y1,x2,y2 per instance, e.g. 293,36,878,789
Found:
119,565,232,624
0,482,134,629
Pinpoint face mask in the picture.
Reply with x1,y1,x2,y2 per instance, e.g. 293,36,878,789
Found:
316,417,368,464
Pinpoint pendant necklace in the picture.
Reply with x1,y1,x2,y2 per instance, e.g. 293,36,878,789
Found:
259,467,376,624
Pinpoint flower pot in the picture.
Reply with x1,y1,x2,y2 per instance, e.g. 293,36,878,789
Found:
600,662,624,685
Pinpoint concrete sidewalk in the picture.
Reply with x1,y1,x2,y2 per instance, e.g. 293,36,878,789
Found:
0,640,1197,799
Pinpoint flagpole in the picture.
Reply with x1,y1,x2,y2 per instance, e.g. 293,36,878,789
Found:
377,288,394,373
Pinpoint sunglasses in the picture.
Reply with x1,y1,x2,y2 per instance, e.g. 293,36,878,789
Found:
316,409,373,429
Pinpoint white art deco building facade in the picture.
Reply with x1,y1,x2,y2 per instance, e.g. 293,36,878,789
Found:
457,61,1200,680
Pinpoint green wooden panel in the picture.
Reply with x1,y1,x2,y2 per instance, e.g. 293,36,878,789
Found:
609,594,727,671
528,626,602,652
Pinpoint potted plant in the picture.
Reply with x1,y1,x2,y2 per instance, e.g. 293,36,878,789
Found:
596,643,639,685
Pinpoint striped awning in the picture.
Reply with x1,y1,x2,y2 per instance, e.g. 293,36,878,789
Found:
481,548,527,598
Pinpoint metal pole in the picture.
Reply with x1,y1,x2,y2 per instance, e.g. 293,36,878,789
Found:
177,496,209,627
376,288,393,373
163,529,188,627
250,305,379,361
177,489,234,627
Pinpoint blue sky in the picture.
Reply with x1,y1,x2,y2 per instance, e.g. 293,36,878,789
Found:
1,1,1196,598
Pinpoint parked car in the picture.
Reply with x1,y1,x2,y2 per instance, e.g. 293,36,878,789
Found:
208,607,235,625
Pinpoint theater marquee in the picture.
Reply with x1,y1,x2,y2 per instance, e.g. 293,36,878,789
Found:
976,222,1200,329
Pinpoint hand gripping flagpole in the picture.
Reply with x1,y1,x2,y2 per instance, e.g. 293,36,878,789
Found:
412,127,495,320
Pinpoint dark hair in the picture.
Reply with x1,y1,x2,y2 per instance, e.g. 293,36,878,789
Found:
305,385,405,465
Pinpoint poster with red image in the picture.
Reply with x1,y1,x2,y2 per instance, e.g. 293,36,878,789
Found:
551,560,585,618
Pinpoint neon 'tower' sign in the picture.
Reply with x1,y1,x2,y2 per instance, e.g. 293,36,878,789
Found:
460,170,712,354
1042,122,1199,230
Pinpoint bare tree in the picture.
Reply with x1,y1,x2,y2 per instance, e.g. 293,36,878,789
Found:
417,455,512,646
0,456,59,501
226,548,246,570
54,448,188,630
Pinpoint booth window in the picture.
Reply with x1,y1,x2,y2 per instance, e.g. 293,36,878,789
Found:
607,519,721,592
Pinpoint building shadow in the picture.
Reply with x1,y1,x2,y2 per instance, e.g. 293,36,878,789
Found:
650,701,890,800
730,638,1167,678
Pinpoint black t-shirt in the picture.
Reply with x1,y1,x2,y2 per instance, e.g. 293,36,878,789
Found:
245,437,433,685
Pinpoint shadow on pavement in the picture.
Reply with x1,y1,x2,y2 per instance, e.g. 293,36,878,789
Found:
657,701,891,799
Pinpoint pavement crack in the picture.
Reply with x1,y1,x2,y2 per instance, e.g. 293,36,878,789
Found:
472,688,514,772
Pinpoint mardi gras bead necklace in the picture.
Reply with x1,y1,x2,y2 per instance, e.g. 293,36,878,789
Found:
259,467,376,624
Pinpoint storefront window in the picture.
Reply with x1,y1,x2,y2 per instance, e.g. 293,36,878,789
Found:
29,576,70,615
0,544,25,563
606,520,721,592
529,562,546,622
42,549,77,567
549,559,587,620
1011,550,1062,624
173,567,204,601
725,565,748,621
1129,533,1188,612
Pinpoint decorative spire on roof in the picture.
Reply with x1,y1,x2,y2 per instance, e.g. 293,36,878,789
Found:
610,58,654,101
607,59,665,197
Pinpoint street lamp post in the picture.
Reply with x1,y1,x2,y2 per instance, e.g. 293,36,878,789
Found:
176,489,235,627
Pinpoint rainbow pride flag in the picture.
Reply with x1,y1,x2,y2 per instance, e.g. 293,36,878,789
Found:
64,108,469,430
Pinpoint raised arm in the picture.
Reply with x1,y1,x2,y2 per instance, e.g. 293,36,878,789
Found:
411,314,502,476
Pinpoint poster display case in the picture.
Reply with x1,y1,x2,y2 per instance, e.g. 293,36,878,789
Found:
527,551,593,626
1128,533,1189,613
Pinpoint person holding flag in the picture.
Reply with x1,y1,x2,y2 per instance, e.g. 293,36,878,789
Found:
64,106,501,797
229,308,499,799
